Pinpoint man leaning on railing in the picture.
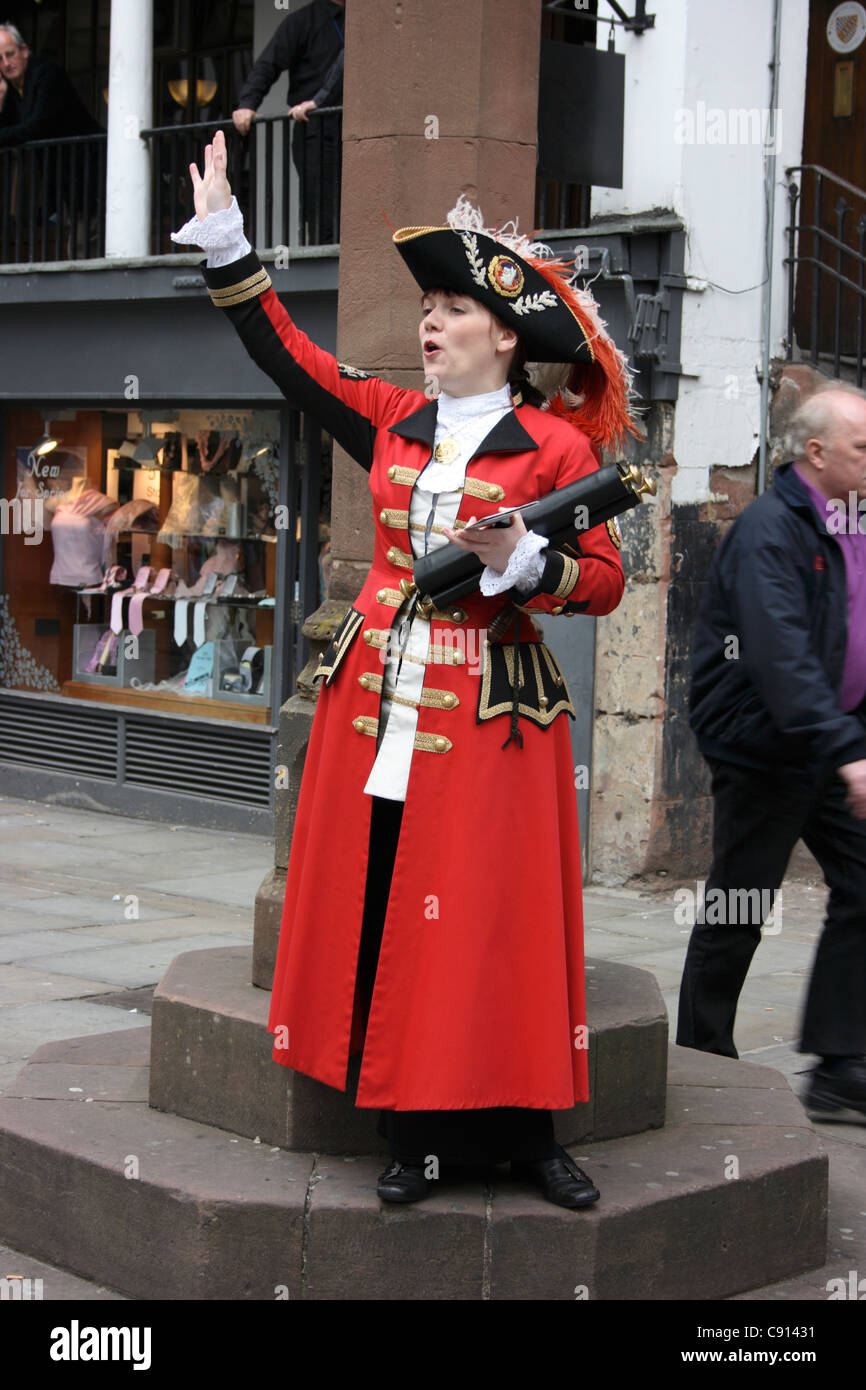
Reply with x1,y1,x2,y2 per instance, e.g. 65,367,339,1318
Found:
0,21,103,148
231,0,344,245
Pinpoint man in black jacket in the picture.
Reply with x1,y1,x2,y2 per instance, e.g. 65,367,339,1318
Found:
231,1,344,244
678,383,866,1122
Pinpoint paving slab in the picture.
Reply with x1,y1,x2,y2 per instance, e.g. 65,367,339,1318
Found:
0,1001,149,1059
0,1243,128,1301
0,965,118,1006
0,930,118,963
20,935,251,989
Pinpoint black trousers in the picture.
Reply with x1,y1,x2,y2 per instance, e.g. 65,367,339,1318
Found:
354,796,559,1165
677,756,866,1059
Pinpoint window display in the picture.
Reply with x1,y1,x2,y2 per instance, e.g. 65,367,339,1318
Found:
2,407,287,722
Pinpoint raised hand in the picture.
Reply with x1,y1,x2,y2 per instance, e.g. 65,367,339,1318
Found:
189,128,232,222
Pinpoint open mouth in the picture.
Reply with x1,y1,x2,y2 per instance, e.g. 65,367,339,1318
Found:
423,339,442,357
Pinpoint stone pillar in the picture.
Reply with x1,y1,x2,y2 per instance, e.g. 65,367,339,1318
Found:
252,0,543,983
105,0,153,258
329,0,542,599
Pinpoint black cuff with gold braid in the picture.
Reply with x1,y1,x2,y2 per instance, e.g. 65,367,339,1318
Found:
508,548,580,606
202,249,272,308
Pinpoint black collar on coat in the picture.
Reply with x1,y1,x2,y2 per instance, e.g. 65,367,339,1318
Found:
388,397,539,462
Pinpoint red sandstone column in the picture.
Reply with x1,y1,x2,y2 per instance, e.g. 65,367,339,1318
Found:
326,0,542,600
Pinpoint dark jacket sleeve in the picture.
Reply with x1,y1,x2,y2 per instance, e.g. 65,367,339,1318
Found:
729,517,866,767
237,15,300,110
201,249,415,473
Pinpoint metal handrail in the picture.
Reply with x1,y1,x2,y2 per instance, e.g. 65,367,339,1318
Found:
0,131,107,264
785,163,866,204
138,105,342,140
784,163,866,383
139,107,343,253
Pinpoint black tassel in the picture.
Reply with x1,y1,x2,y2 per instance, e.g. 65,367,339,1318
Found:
500,606,524,750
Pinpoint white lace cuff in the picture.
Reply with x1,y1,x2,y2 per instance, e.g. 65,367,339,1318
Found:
479,530,549,596
170,196,252,267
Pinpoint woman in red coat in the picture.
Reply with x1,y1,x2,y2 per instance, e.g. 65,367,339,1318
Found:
177,130,639,1208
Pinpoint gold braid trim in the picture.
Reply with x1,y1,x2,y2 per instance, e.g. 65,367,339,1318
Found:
209,268,272,307
358,671,459,709
552,555,581,600
386,466,421,487
463,477,506,502
384,547,414,570
351,713,452,753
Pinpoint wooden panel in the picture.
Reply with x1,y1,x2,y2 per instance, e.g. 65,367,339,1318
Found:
61,680,269,725
796,0,866,356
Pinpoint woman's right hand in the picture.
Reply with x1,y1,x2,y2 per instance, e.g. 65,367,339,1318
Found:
189,128,233,222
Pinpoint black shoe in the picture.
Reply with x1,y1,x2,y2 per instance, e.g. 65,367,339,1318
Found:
376,1159,433,1203
804,1058,866,1121
511,1148,600,1210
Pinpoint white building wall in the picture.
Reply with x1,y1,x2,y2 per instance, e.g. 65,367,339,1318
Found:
593,0,809,503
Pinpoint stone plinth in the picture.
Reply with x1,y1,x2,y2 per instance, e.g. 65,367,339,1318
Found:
148,948,667,1153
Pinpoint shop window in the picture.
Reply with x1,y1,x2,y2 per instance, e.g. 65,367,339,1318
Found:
0,407,317,725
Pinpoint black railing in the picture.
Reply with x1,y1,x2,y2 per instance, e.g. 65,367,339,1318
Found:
785,163,866,385
140,107,342,255
0,132,106,265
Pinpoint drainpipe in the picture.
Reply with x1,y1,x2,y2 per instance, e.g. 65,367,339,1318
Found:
757,0,784,494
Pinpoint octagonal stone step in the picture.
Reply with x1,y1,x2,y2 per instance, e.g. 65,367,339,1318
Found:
0,1030,827,1301
147,946,668,1152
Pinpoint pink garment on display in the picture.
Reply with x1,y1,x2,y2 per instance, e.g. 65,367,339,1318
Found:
48,485,118,588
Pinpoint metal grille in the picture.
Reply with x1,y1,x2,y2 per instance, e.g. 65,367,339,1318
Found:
0,694,117,778
123,716,272,807
0,694,272,810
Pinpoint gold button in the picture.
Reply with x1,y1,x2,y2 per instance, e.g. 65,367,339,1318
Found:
539,694,549,708
363,630,373,644
386,547,396,562
376,589,386,603
359,674,370,689
353,718,364,732
443,693,456,708
399,577,414,599
380,509,388,523
387,465,397,480
434,736,448,752
450,608,466,623
552,605,564,615
488,484,505,500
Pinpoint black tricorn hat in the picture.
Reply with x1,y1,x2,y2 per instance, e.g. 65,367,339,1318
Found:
393,224,595,368
393,202,641,451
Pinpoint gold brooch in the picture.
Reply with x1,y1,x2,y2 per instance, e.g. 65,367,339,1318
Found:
488,254,525,298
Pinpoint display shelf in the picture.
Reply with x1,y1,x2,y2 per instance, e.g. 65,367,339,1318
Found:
60,680,271,725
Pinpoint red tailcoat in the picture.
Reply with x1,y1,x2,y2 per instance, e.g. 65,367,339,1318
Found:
203,251,625,1111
